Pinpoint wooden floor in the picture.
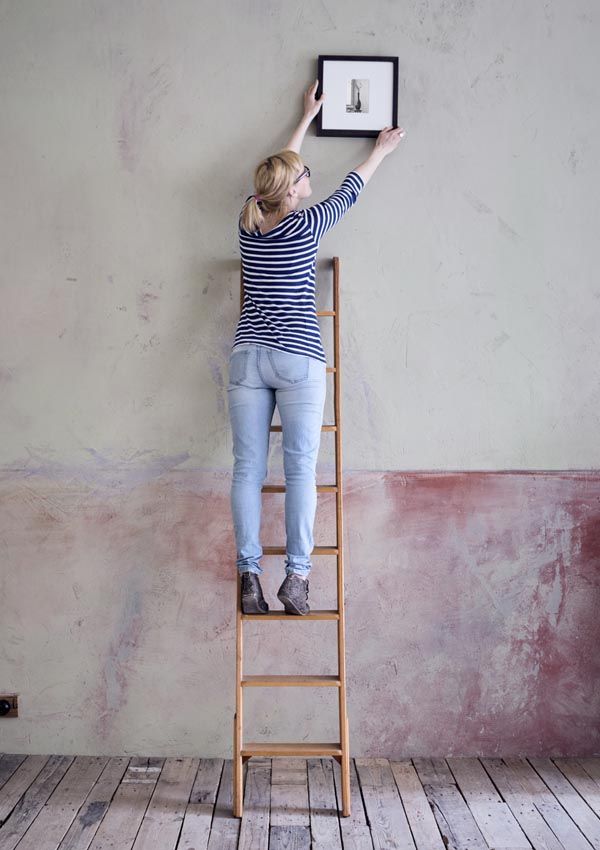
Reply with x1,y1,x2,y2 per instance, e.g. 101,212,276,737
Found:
1,753,599,849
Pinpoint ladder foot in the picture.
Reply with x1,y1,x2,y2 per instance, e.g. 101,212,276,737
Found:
232,761,243,817
233,713,244,817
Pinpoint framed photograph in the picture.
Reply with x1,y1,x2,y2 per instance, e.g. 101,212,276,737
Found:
316,54,399,138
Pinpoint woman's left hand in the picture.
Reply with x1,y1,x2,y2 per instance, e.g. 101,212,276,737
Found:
303,79,325,120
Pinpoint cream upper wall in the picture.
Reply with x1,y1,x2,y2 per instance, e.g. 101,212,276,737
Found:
1,0,598,471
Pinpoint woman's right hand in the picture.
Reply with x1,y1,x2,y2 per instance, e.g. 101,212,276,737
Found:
303,79,325,121
374,125,406,157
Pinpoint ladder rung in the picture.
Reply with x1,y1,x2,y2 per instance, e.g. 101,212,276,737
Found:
262,546,338,556
262,484,337,493
241,742,342,757
316,310,336,317
242,609,340,621
270,424,337,432
241,675,341,687
326,367,336,373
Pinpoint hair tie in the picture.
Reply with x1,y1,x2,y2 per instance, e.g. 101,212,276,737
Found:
254,194,262,201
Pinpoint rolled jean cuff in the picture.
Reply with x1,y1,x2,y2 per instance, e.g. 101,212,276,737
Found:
285,553,311,577
237,557,263,576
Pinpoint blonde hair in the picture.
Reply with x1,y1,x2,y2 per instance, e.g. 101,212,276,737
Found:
239,149,304,234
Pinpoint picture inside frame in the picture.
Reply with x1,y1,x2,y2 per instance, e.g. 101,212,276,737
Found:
347,78,370,113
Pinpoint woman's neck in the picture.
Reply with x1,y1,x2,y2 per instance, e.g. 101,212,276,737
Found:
260,206,293,233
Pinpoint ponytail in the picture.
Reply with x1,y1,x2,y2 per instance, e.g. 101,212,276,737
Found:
239,149,304,233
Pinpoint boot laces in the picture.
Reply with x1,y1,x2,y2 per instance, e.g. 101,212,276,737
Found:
289,575,308,598
242,573,259,592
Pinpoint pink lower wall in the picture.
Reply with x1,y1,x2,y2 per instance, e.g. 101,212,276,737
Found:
1,467,599,757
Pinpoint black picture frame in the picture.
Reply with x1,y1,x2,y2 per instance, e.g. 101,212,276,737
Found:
316,54,399,138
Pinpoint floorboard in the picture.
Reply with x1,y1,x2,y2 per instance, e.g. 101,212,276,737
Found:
0,754,598,849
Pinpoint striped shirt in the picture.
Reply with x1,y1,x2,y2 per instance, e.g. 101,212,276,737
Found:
233,170,365,363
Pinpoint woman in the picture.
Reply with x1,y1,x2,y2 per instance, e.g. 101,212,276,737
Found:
228,80,405,615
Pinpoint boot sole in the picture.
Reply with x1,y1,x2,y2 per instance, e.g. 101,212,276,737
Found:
277,592,309,616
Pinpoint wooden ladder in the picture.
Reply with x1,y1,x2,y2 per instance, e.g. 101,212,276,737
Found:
232,256,351,818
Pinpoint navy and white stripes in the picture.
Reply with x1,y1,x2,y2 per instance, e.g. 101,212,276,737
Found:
233,170,365,363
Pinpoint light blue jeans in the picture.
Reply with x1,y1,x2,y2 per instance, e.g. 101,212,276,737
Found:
227,343,327,578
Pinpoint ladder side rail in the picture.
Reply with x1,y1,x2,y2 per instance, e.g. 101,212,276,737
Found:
234,571,244,815
233,263,245,817
333,256,351,816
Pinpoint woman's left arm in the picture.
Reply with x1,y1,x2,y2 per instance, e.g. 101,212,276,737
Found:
284,80,325,153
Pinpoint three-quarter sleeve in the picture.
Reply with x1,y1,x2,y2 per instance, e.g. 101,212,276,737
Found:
303,171,365,241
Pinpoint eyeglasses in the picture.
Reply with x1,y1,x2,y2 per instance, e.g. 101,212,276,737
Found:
293,165,310,184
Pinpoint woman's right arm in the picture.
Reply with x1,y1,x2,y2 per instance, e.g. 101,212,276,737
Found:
353,125,406,185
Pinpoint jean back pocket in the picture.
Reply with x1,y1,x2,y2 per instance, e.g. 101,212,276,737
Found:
228,348,250,385
267,348,310,383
